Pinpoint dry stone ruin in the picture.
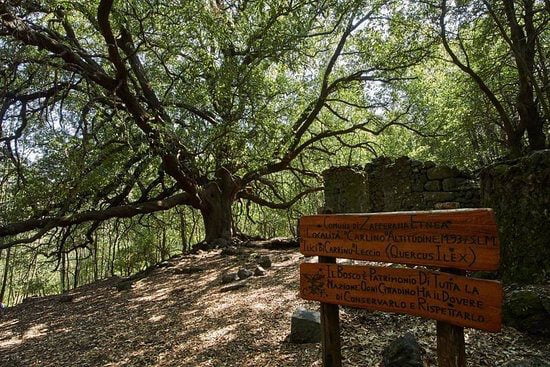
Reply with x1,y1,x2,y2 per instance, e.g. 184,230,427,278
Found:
322,152,550,284
323,156,480,214
480,150,550,283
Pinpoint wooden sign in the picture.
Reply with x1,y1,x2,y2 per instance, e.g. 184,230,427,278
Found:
299,209,499,270
300,263,502,332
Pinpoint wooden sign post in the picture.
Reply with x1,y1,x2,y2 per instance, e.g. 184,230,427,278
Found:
437,268,466,367
319,256,342,367
298,209,502,367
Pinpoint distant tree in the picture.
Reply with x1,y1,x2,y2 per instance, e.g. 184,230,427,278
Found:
0,0,427,251
437,0,549,157
0,246,11,302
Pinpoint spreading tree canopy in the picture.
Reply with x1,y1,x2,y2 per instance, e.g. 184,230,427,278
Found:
0,0,429,250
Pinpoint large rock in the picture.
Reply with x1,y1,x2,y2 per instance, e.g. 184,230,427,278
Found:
289,308,321,344
427,166,455,180
381,333,423,367
424,181,441,192
442,177,469,191
503,288,550,336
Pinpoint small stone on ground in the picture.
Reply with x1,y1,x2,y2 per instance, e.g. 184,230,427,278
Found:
237,268,253,279
254,265,266,276
221,272,239,284
289,308,321,344
258,255,272,268
381,332,423,367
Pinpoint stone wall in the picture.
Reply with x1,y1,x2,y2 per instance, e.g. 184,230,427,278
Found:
323,152,550,284
324,156,480,214
322,167,370,213
480,150,550,283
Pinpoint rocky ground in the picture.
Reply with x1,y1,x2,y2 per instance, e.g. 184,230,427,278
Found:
0,247,548,367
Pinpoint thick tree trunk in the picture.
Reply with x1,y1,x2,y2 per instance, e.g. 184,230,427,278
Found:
503,0,547,152
520,99,546,150
201,193,234,242
507,131,525,158
199,169,238,243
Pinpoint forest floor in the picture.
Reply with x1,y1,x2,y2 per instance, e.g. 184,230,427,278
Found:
0,247,548,367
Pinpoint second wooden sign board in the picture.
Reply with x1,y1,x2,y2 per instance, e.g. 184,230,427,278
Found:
300,263,502,332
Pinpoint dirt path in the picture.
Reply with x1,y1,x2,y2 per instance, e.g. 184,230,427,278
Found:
1,248,548,366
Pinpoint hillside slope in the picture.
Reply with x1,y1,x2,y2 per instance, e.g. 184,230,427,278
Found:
1,248,548,366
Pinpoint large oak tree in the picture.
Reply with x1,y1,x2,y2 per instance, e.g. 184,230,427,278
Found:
0,0,426,250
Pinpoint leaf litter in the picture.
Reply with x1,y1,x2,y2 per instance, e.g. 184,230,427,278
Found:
0,248,548,366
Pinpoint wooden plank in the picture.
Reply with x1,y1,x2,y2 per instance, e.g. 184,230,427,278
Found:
299,209,499,270
319,256,342,367
300,263,502,332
